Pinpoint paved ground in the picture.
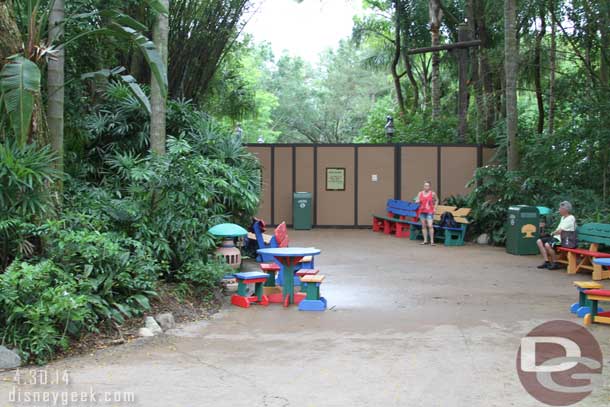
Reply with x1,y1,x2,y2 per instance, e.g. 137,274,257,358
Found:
2,230,610,407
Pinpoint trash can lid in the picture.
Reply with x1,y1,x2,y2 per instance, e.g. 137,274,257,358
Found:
208,223,248,237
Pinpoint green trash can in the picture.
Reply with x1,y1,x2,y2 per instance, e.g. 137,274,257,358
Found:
293,192,312,230
506,205,540,255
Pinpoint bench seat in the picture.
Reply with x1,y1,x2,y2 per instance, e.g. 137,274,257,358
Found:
555,223,610,280
372,199,419,238
409,205,471,246
557,248,610,258
300,275,325,284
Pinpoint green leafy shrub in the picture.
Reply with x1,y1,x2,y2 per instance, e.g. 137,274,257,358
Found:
0,261,93,364
0,142,61,270
356,96,461,143
43,226,159,325
460,165,610,245
175,258,232,299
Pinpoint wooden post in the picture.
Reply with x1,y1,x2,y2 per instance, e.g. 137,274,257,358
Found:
457,23,470,143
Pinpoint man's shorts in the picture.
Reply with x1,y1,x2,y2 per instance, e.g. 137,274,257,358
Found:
540,235,560,248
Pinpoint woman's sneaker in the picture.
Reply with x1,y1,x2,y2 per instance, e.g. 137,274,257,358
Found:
537,262,550,269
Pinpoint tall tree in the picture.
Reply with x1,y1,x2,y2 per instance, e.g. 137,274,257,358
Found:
168,0,249,101
391,0,407,117
548,0,556,136
600,0,609,87
0,0,21,70
534,2,545,134
47,0,64,174
504,0,519,170
399,2,419,111
429,0,443,119
151,0,169,155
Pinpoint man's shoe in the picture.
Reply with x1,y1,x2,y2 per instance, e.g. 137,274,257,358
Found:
548,263,560,270
537,262,550,269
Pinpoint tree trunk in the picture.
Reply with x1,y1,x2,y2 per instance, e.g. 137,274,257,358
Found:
467,0,484,143
429,0,443,120
534,4,545,134
391,0,406,117
474,1,495,132
47,0,64,179
402,52,420,112
548,0,556,136
457,24,470,143
600,1,609,87
0,1,21,69
399,1,419,111
504,0,519,170
150,1,169,155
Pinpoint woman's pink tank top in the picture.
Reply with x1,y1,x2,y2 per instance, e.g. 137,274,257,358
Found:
419,191,435,214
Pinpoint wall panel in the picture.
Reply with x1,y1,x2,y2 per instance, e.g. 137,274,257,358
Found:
273,147,293,224
401,146,438,202
357,147,395,225
440,147,477,199
316,147,355,226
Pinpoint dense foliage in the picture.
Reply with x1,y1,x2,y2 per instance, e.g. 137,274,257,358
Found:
0,0,260,364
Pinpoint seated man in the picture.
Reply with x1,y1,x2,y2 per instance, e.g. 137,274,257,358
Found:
536,201,576,270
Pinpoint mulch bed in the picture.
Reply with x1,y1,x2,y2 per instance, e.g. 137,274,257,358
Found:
55,283,224,360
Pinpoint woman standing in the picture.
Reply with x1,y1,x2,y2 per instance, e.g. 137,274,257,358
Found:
416,181,439,245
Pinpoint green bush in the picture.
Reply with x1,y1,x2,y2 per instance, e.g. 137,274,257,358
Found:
0,142,61,270
43,226,159,325
0,261,93,364
459,165,610,245
356,95,462,143
175,258,232,299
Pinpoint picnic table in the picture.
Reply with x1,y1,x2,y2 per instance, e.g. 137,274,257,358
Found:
257,247,321,306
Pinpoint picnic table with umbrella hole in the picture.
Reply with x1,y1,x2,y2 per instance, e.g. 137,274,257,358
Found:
257,247,321,307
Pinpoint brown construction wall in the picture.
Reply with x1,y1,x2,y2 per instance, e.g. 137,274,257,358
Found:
357,147,395,225
316,147,355,226
246,144,493,227
440,147,477,199
295,147,314,193
273,147,293,225
401,146,438,202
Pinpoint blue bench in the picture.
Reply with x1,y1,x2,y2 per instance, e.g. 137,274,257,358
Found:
409,205,471,246
372,199,420,238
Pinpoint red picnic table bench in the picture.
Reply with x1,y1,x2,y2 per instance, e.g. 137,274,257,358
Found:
556,223,610,280
372,199,419,238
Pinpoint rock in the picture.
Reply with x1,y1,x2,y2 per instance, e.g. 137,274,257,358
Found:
155,313,176,331
144,316,163,335
138,328,154,337
476,233,490,245
0,346,21,369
